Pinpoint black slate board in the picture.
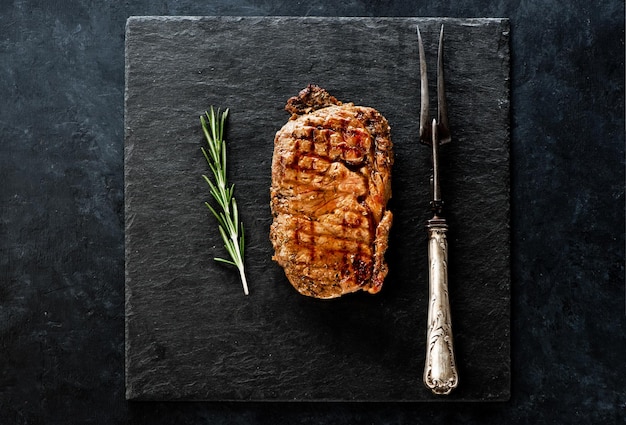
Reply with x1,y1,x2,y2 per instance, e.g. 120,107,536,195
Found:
124,16,510,402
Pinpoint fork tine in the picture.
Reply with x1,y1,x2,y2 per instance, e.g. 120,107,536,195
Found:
437,24,451,144
417,25,430,144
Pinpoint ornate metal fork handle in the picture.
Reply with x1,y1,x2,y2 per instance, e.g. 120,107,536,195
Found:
418,24,458,395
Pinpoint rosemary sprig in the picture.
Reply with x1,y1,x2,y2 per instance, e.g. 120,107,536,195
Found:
200,107,249,295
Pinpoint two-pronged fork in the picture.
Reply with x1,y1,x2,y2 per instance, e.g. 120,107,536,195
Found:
417,24,459,396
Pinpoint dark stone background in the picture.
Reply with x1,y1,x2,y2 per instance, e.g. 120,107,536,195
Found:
0,0,623,423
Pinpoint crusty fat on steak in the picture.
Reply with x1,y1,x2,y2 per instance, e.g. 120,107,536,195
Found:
270,85,393,299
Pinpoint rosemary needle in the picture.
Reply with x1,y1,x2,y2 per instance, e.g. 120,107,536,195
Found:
200,107,249,295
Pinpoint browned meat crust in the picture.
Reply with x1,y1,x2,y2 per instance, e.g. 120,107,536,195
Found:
270,85,393,299
284,84,341,116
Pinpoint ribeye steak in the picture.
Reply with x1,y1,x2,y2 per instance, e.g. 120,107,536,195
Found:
270,85,393,299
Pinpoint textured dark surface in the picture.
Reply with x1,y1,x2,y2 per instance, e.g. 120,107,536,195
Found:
124,16,510,402
0,0,624,423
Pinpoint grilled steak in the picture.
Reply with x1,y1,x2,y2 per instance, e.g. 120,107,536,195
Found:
270,85,393,298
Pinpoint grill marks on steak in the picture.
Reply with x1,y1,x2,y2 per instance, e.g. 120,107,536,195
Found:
270,85,393,299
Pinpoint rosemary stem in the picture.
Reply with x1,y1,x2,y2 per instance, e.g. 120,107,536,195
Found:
238,264,249,296
201,107,249,295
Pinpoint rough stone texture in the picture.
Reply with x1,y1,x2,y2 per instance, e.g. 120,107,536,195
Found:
0,0,624,423
125,16,511,401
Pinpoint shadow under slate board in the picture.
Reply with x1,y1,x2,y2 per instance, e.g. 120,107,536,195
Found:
124,16,510,402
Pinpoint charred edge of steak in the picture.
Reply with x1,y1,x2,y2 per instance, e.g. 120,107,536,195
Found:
285,84,342,117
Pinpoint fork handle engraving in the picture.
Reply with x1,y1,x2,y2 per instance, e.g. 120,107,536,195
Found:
424,218,458,395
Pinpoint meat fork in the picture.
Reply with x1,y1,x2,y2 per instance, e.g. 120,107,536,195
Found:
418,24,458,395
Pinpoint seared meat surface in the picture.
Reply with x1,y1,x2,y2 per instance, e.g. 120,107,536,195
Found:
270,85,393,298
